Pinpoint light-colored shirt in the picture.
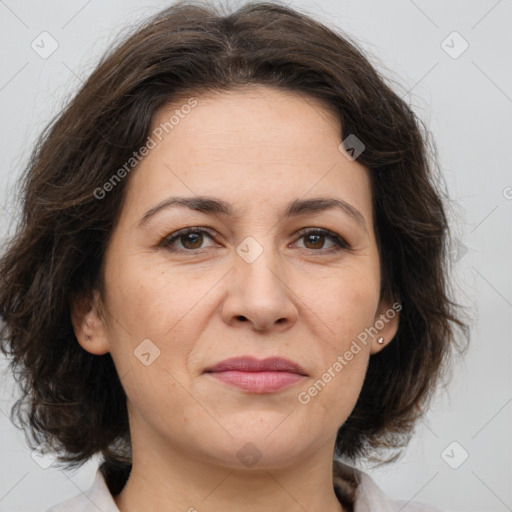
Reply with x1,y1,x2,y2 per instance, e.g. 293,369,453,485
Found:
46,462,446,512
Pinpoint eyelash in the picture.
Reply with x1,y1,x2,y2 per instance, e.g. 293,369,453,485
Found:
159,227,350,254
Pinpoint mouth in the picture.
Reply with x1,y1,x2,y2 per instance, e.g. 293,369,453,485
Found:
203,356,308,394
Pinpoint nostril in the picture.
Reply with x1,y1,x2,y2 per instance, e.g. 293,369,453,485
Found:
236,316,248,322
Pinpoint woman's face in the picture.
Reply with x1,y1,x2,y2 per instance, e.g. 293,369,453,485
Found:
74,86,399,469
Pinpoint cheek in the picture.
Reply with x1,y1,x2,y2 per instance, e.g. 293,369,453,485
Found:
297,307,373,431
301,262,381,343
101,254,223,380
103,252,203,335
296,265,379,403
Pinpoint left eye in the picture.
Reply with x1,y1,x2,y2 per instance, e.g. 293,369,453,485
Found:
292,228,349,252
160,228,348,252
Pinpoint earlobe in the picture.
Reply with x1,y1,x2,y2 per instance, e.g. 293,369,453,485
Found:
69,289,110,355
370,298,401,355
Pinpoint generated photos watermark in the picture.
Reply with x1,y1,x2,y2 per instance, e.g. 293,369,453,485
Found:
297,301,402,405
94,97,198,200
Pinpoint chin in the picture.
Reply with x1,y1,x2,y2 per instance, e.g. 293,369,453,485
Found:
199,425,317,471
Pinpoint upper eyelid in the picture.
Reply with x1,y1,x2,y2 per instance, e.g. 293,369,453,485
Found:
160,226,349,249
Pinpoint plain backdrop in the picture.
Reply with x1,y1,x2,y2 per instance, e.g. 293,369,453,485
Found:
0,1,511,511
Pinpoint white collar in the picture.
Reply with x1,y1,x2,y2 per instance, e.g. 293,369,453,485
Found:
46,464,444,512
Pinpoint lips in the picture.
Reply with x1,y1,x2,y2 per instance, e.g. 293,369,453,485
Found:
204,356,308,375
204,356,308,393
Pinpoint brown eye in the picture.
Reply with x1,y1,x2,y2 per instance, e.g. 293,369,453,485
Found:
161,228,216,251
180,232,204,249
294,228,349,252
303,233,326,250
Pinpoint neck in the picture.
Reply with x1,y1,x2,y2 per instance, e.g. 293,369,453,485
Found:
113,432,346,512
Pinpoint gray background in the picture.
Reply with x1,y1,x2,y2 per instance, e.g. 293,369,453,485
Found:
0,1,511,511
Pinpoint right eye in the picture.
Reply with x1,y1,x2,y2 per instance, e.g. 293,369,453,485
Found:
159,227,219,252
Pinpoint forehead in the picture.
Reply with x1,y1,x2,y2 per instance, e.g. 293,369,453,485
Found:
154,85,342,152
121,86,372,223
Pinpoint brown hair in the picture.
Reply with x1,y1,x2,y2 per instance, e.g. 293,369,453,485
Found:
0,0,468,489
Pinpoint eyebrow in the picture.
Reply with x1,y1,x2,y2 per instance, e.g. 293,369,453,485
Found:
138,195,367,231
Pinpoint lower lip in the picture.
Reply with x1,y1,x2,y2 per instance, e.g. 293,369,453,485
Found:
206,370,305,393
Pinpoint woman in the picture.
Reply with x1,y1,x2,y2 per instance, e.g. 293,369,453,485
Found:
0,1,468,511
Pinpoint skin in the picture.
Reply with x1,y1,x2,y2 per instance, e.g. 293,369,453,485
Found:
71,85,399,512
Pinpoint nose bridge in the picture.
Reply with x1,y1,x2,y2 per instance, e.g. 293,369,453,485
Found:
236,233,285,299
222,233,298,330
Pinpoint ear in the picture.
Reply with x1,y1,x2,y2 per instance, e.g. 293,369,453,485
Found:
369,295,401,355
70,289,110,355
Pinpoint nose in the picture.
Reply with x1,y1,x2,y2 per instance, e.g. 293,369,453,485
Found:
220,244,299,332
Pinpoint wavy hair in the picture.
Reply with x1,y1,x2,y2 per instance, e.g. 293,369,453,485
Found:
0,0,469,489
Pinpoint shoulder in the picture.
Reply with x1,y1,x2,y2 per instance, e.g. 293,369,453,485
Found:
333,460,449,512
47,461,447,512
45,467,120,512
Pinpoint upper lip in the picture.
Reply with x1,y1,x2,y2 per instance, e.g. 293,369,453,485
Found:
204,356,308,376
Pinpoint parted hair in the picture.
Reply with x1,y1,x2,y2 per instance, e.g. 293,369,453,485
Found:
0,0,468,485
